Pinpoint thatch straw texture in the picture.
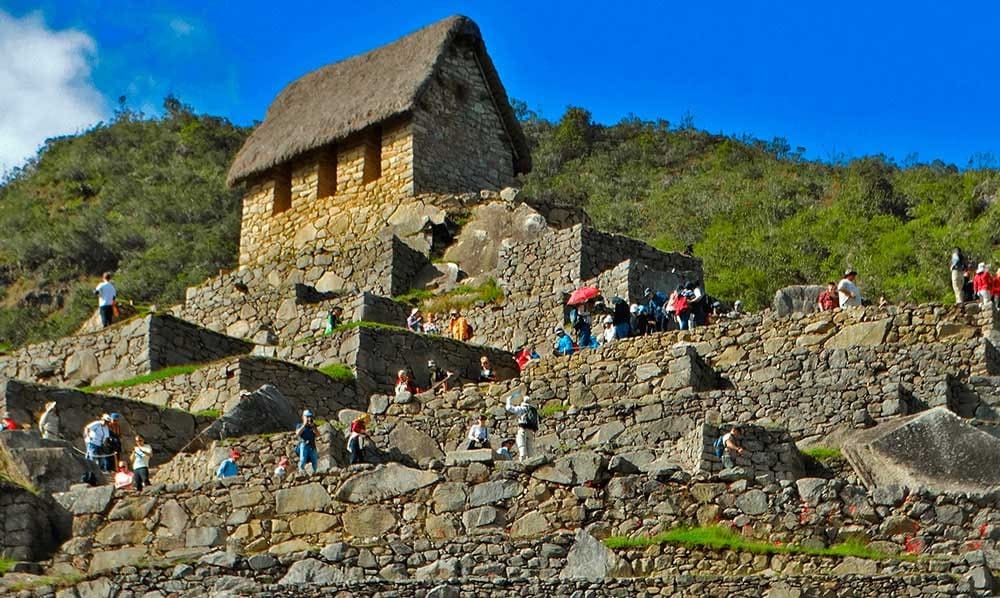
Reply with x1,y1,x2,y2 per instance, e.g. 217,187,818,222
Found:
227,15,530,187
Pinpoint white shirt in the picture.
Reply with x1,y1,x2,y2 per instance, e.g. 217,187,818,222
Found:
85,420,109,445
132,444,152,469
95,281,117,307
602,326,616,343
837,278,862,307
467,424,489,443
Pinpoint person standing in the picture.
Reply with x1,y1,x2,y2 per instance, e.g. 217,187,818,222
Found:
718,426,748,470
347,413,369,464
104,413,123,472
448,310,472,341
974,263,993,308
505,390,539,462
38,401,60,440
83,414,111,470
296,409,319,475
951,248,967,304
817,282,838,312
131,435,152,491
837,270,863,308
406,308,423,332
94,272,117,328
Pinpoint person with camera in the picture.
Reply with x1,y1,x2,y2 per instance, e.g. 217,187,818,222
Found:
296,409,319,475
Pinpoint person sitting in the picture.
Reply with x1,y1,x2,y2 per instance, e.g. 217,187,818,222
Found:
612,298,631,339
395,369,418,395
1,413,16,431
407,308,423,332
114,461,134,490
347,414,370,464
423,312,441,334
817,282,838,311
478,356,497,382
600,314,616,344
497,438,516,460
554,328,575,356
427,360,451,391
515,345,541,371
466,415,491,449
274,456,289,478
216,449,240,478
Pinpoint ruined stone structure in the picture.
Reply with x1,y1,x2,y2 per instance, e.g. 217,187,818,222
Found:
3,14,1000,598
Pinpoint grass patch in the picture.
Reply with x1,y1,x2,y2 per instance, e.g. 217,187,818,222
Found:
604,525,909,561
7,572,84,591
193,409,221,419
332,320,407,334
318,362,355,382
0,558,15,574
802,446,843,462
80,364,201,392
394,278,505,315
539,402,570,417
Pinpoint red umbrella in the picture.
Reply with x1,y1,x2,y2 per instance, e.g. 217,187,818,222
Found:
567,286,600,306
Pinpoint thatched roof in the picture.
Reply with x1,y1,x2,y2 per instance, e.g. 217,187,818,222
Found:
227,15,531,187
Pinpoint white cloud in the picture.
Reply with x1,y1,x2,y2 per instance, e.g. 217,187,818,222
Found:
0,10,106,174
168,18,194,37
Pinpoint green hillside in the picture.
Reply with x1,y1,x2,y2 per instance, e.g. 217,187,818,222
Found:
1,99,998,347
0,98,247,346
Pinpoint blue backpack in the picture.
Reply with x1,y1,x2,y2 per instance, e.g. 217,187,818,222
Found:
713,435,725,457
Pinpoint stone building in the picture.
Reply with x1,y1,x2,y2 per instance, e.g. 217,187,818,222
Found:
227,15,531,268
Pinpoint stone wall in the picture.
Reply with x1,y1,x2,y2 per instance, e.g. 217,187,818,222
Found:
238,117,414,268
0,314,252,388
0,481,69,561
412,39,517,194
274,325,517,396
104,356,363,419
673,422,805,480
1,380,203,466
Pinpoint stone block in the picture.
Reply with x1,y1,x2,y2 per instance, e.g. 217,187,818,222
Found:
275,483,332,514
335,463,439,503
342,505,397,538
444,449,493,466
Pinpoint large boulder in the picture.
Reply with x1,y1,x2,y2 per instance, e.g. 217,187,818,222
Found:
335,463,440,503
0,431,102,493
773,285,824,316
559,529,624,580
843,407,1000,495
183,385,298,452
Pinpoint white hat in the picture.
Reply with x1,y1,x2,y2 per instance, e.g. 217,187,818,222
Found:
303,410,313,418
602,315,613,324
978,262,987,273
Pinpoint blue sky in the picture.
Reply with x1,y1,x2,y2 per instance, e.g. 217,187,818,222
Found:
2,1,1000,171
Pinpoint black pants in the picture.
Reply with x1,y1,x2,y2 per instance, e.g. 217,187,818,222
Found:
99,305,114,327
467,439,491,450
133,467,150,491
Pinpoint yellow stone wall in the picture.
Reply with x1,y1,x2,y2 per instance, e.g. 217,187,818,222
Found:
238,118,414,267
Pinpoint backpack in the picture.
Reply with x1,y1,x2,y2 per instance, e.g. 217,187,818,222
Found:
713,435,725,458
674,294,690,315
519,405,539,431
81,471,98,486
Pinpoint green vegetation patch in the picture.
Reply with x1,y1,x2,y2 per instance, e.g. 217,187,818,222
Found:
80,364,202,392
193,409,221,419
6,572,84,591
0,558,15,575
318,362,355,382
802,446,843,462
539,402,570,418
395,278,504,315
604,525,907,561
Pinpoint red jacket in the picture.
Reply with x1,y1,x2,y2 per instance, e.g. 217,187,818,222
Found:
992,273,1000,297
973,271,992,294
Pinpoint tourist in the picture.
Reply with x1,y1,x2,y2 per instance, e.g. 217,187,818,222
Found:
104,413,123,472
131,435,152,491
600,315,616,344
974,263,993,308
992,265,1000,309
572,300,593,349
514,345,540,371
664,289,678,330
347,413,369,464
718,425,747,470
114,461,134,490
554,328,574,356
963,265,976,302
478,356,497,382
726,300,744,319
611,297,631,338
324,306,344,334
674,286,694,330
395,369,418,395
630,303,649,336
83,414,111,470
423,312,441,334
837,270,863,308
688,281,707,326
1,412,16,431
427,360,451,391
647,288,668,332
448,310,472,341
466,414,491,450
94,272,118,328
505,390,539,461
497,438,516,460
951,248,967,304
817,282,838,312
296,409,319,475
216,449,240,478
38,401,59,440
274,456,289,478
407,308,423,332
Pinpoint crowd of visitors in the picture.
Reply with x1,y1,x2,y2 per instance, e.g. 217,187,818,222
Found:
950,248,1000,307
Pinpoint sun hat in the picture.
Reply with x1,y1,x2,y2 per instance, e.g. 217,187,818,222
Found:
844,269,857,276
977,262,987,273
303,409,313,418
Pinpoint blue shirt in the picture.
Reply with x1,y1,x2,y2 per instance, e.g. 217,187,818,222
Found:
556,334,574,355
216,458,238,478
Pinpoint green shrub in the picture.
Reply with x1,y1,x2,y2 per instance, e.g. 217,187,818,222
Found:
318,363,355,382
802,446,843,462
